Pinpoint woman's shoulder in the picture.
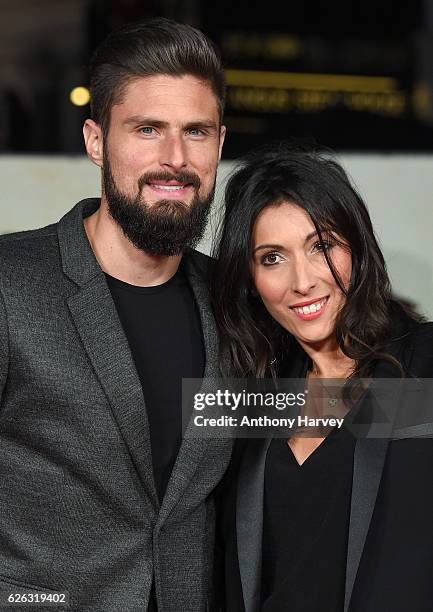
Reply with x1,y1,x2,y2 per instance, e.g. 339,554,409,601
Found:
401,321,433,377
387,301,433,377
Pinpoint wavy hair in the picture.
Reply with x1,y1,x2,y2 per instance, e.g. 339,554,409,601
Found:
212,141,401,378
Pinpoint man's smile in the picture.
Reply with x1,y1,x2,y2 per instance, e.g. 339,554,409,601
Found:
146,180,194,198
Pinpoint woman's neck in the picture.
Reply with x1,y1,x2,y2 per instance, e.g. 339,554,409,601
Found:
299,338,355,379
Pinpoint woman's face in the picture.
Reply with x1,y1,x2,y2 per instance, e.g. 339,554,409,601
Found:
251,201,352,352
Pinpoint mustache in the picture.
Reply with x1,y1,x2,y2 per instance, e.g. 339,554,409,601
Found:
137,171,201,193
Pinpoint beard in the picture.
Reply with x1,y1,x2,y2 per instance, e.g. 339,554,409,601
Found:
102,151,215,257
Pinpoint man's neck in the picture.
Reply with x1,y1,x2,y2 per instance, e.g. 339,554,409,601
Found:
84,200,182,287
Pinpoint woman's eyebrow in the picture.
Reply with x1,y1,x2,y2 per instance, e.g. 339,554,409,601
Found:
253,243,284,254
253,231,330,254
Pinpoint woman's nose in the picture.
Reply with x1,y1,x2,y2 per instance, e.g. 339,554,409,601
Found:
291,257,317,295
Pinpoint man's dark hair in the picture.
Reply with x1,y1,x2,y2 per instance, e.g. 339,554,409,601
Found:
89,17,225,135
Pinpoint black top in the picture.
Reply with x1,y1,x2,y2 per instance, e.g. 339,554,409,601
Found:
106,264,205,503
107,265,205,612
218,303,433,612
261,426,355,612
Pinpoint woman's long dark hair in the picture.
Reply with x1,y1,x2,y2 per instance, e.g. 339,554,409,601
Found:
212,141,399,378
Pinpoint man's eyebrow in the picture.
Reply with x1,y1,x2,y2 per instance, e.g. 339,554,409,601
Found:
122,116,218,130
123,116,168,127
184,121,218,131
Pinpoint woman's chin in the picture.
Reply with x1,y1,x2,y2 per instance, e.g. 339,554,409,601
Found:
292,329,337,353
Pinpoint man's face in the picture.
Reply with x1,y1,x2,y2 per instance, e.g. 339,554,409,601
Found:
102,74,225,256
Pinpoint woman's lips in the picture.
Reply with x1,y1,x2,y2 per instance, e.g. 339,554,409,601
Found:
290,296,329,320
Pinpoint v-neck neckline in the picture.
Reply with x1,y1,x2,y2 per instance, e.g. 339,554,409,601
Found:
285,426,339,467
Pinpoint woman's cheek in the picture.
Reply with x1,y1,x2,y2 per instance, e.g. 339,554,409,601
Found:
332,248,352,287
254,271,288,305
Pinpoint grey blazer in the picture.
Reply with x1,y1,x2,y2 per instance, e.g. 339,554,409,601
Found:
0,199,232,612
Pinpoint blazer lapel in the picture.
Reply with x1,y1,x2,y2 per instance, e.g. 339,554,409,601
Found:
344,436,389,612
237,438,271,612
344,358,402,612
58,199,159,510
156,252,233,525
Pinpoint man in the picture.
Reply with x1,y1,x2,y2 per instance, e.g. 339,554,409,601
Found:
0,18,232,612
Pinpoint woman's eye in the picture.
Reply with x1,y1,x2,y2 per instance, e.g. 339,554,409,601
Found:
261,252,283,266
313,240,333,253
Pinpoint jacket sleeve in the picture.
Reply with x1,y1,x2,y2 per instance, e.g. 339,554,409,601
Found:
0,285,9,403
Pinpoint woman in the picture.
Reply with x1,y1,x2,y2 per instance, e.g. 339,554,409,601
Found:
212,143,433,612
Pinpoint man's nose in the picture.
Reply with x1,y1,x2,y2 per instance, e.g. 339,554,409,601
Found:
159,134,187,172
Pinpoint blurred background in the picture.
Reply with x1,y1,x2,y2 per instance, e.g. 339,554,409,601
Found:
1,0,432,317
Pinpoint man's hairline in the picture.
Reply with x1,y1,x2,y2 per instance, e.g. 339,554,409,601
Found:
96,72,225,138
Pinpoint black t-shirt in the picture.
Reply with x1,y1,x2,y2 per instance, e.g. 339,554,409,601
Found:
105,264,205,502
261,425,356,612
106,264,205,612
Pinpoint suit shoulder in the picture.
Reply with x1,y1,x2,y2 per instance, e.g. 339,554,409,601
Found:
186,249,215,278
0,222,57,242
0,224,58,248
0,223,58,262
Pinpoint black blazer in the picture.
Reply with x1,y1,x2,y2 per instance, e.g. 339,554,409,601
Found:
218,304,433,612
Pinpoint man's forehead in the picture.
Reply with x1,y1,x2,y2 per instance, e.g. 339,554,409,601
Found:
115,74,219,112
104,74,223,135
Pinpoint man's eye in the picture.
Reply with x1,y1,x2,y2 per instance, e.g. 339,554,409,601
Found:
187,128,204,136
139,126,155,135
261,252,283,266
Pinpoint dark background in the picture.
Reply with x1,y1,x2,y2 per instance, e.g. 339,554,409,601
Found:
1,0,433,157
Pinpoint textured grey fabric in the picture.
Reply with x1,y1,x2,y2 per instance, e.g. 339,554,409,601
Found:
0,199,233,612
236,439,270,612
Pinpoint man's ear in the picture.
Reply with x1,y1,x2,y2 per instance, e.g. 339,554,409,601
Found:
83,119,104,168
218,124,226,161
